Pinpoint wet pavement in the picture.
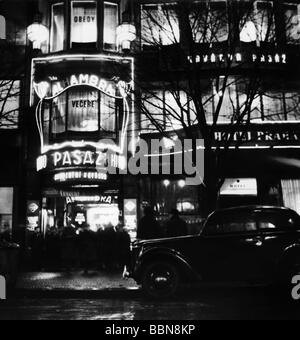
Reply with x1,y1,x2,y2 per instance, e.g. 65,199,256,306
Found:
1,287,300,320
16,271,138,291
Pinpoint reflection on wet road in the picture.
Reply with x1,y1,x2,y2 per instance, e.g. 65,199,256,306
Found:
1,287,300,320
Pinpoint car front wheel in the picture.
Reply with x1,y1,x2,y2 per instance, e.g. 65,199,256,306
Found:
141,261,180,299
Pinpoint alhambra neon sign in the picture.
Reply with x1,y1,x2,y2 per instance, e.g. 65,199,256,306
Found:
33,74,132,154
34,73,132,101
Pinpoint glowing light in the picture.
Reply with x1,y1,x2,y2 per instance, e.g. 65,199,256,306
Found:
178,180,186,188
240,21,257,43
34,81,50,99
27,23,49,49
117,23,137,50
163,180,171,187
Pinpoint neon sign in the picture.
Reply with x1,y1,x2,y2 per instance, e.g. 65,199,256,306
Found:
37,147,126,172
54,171,108,183
31,54,135,155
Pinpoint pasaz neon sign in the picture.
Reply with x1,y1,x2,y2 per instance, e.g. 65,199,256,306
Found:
37,148,126,172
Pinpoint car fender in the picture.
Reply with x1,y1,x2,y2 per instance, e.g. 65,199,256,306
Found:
278,243,300,268
134,247,201,283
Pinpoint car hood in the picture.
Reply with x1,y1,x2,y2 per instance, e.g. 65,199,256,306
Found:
134,235,197,248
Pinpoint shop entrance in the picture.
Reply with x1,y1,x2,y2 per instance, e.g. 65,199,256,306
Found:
26,189,132,273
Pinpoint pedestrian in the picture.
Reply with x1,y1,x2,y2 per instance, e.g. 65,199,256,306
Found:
60,224,78,272
79,224,97,275
166,209,188,238
137,207,161,240
115,224,131,270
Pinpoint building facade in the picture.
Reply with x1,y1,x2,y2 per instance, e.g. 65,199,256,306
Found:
0,0,300,260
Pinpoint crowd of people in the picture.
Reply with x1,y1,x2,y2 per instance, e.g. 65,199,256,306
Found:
25,207,188,273
27,224,131,273
137,207,188,240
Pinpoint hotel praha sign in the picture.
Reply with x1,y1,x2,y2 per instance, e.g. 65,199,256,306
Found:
213,123,300,147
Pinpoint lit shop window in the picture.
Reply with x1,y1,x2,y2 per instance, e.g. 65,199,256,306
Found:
141,3,180,48
285,3,300,44
68,88,99,132
0,188,13,237
71,1,97,46
104,2,119,51
190,1,228,44
0,15,6,40
281,180,300,215
50,3,65,52
0,80,20,129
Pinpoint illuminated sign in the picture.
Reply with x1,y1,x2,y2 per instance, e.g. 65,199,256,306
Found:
67,195,117,204
213,123,300,147
220,179,258,196
37,146,126,174
30,54,135,155
188,53,287,65
26,200,40,231
54,171,108,183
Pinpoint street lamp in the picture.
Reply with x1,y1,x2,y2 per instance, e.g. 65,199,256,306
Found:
117,12,136,51
27,15,49,50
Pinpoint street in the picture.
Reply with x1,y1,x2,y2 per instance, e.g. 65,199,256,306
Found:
1,287,300,320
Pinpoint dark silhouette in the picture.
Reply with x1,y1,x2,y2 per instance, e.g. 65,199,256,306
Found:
166,209,188,238
101,225,117,271
115,225,131,269
60,225,78,272
137,207,161,240
79,225,97,275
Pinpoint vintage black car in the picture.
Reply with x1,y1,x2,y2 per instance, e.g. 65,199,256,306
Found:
130,206,300,298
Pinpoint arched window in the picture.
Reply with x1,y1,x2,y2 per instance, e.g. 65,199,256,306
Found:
0,15,6,40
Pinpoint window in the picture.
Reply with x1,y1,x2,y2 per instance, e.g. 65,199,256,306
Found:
213,77,238,123
141,90,164,132
104,2,118,51
0,80,20,129
52,93,66,134
262,92,285,121
285,92,300,121
71,1,97,46
0,15,6,40
141,3,180,47
258,210,299,231
240,1,275,44
285,3,300,44
254,1,276,43
0,188,13,237
190,1,228,44
282,180,300,215
50,89,117,136
100,94,116,133
141,90,196,133
51,3,65,52
68,88,99,132
205,212,257,236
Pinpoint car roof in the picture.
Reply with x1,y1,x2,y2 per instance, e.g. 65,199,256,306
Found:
210,205,297,216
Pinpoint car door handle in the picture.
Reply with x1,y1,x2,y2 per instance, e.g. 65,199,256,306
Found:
243,238,263,247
